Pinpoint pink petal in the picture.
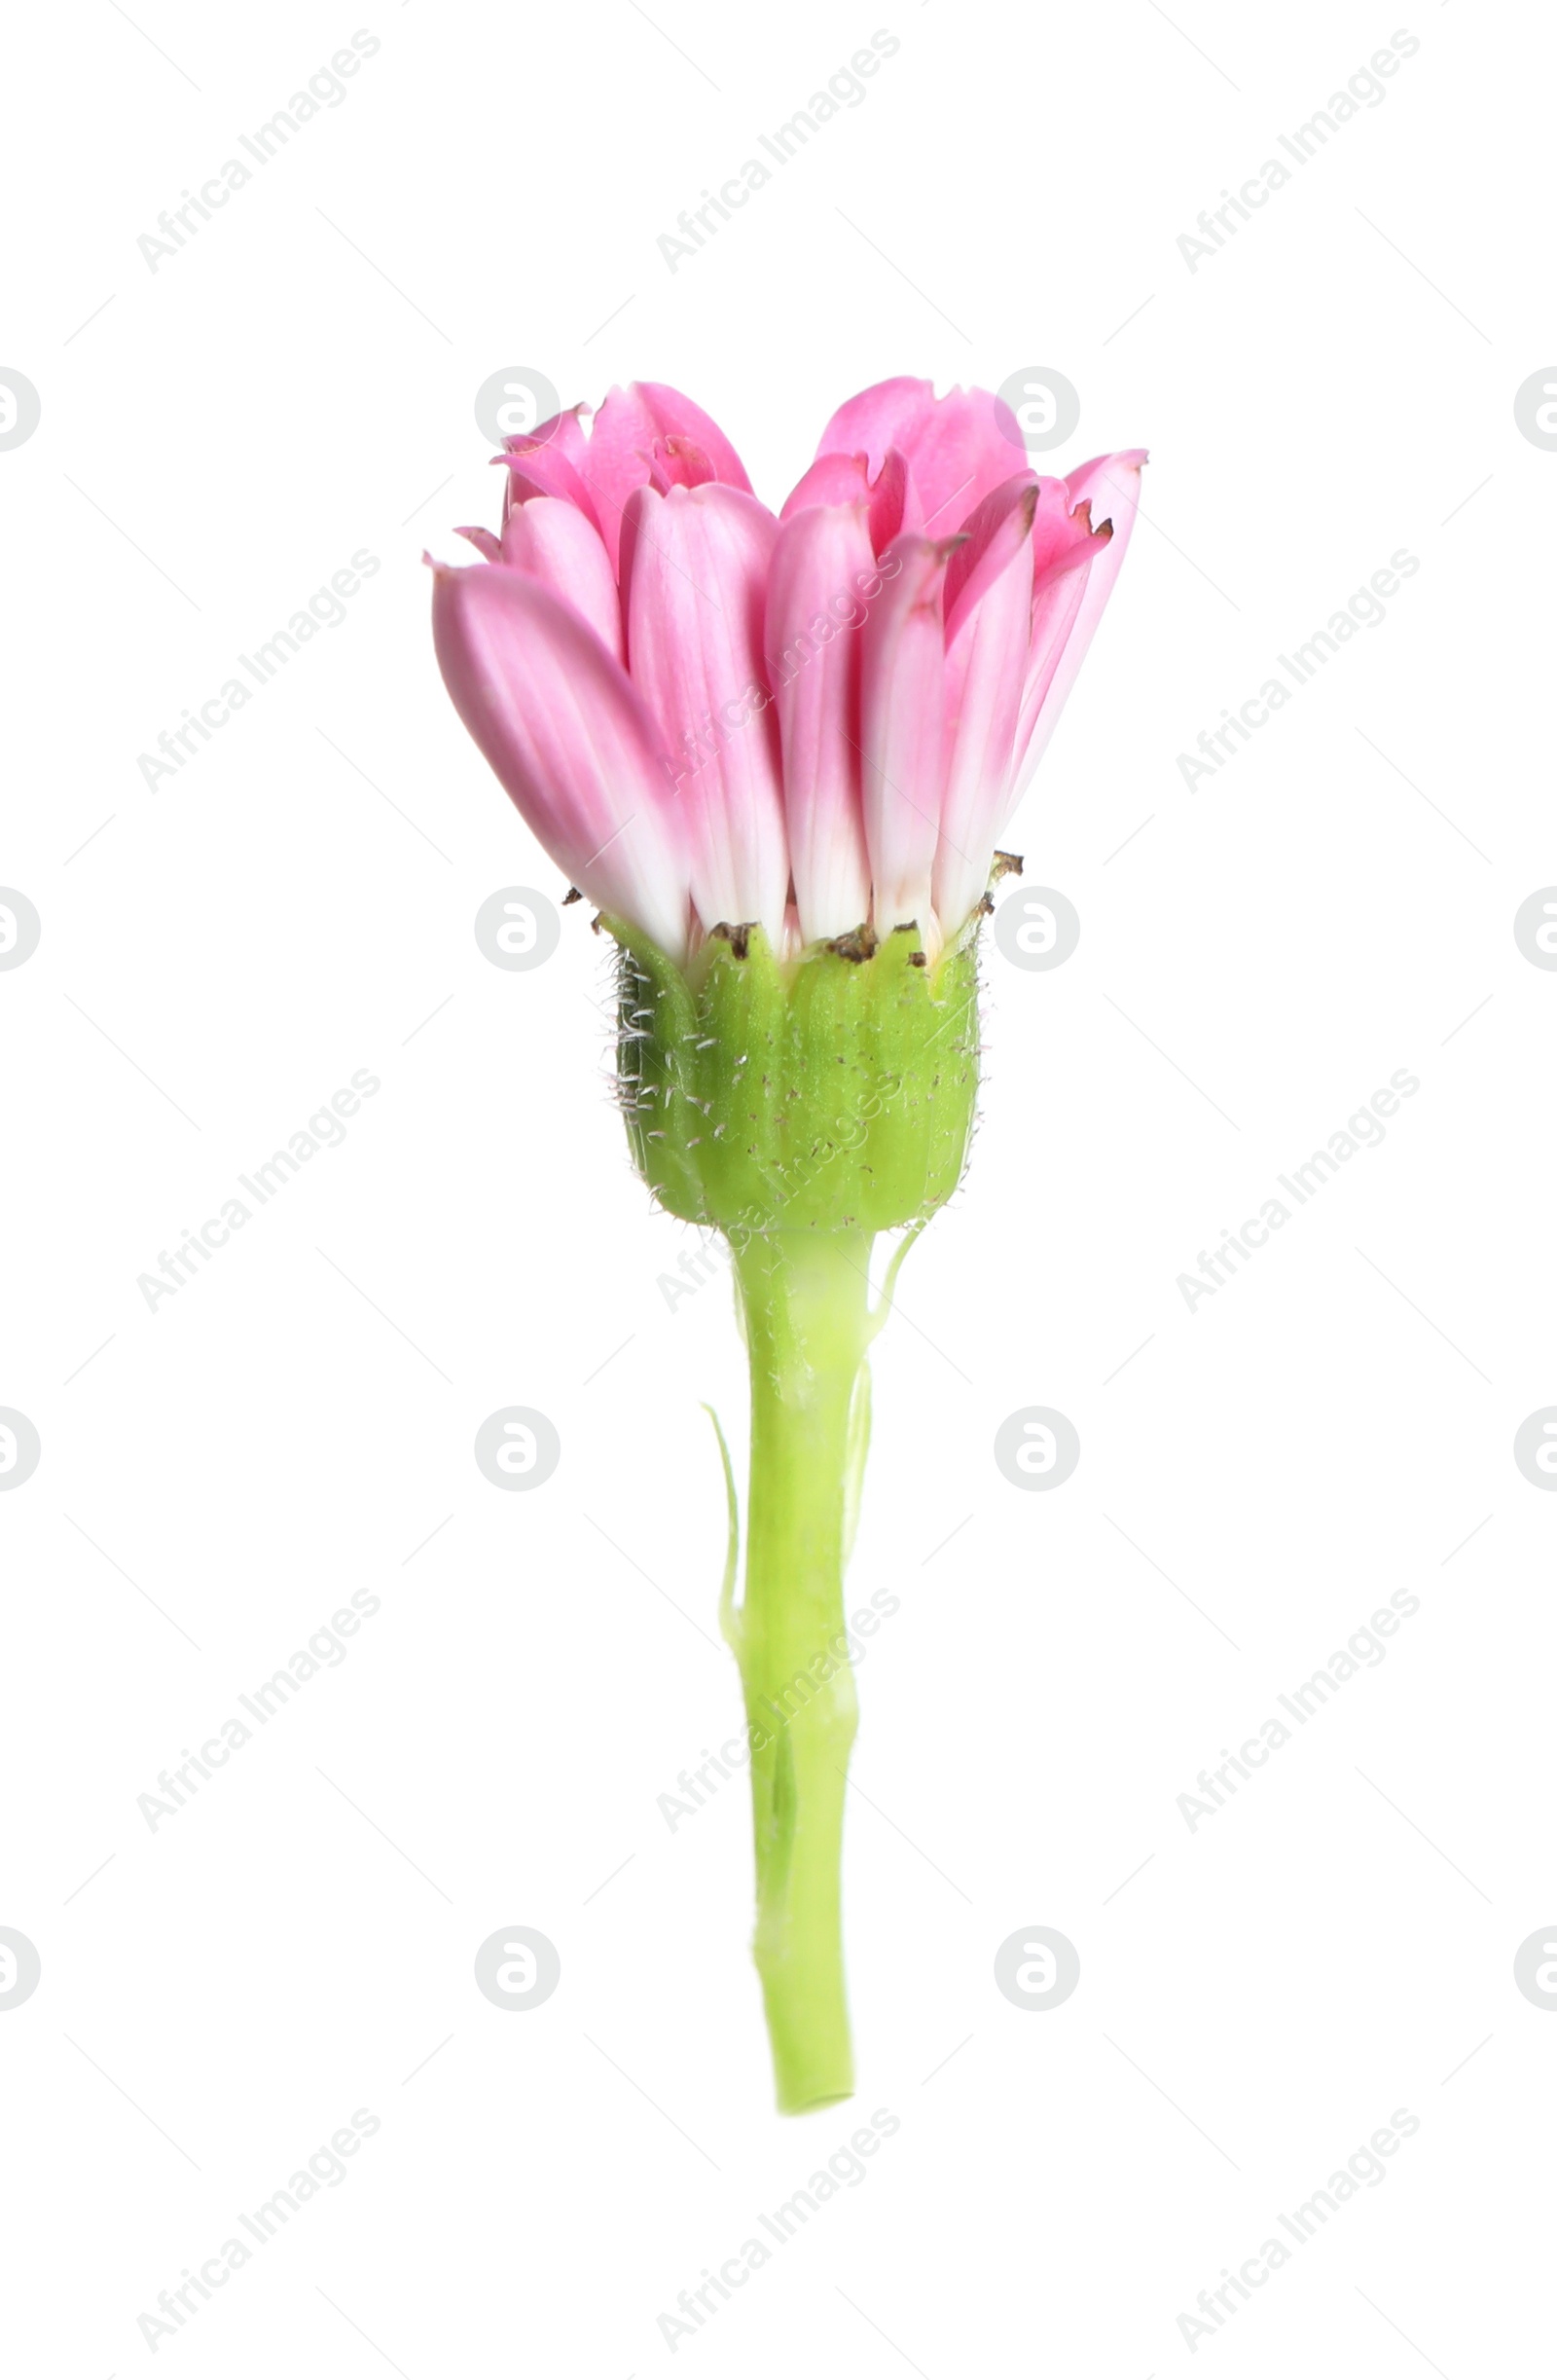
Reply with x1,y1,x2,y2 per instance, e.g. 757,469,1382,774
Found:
634,383,752,491
498,454,602,534
815,379,1026,538
867,448,919,548
498,406,602,531
933,482,1042,935
646,435,716,493
455,525,503,563
781,451,875,521
1004,569,1092,822
620,482,787,947
943,473,1039,636
498,495,624,662
510,404,593,472
765,503,877,944
899,387,1028,535
781,447,918,552
431,563,689,958
815,378,936,471
858,534,955,940
585,383,753,571
1007,450,1145,815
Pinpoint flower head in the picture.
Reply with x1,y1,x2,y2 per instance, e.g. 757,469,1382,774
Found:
432,378,1143,965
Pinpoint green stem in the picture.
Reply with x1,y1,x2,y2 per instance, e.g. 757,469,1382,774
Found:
729,1227,875,2113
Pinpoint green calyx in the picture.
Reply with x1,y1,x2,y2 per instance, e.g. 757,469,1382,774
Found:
605,915,982,1234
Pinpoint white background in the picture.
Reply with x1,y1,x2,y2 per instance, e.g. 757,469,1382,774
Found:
3,0,1552,2370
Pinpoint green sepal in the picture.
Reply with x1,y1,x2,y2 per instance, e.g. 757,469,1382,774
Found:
602,916,982,1234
